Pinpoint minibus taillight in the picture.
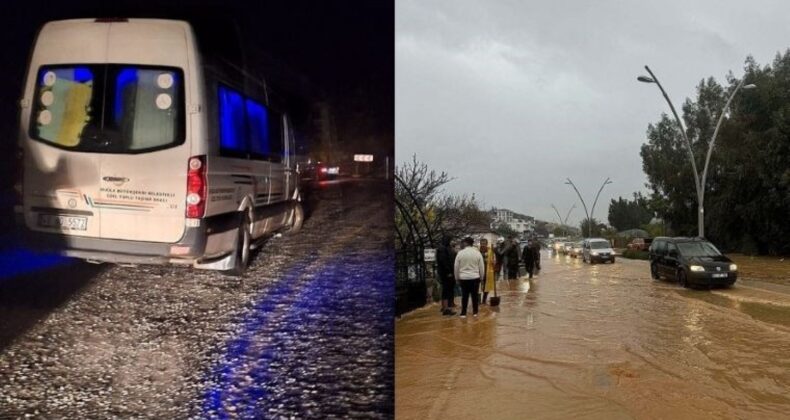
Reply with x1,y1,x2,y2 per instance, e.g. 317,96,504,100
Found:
13,148,23,205
186,156,206,218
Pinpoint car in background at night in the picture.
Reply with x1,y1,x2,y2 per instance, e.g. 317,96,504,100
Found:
648,237,737,288
318,164,340,180
296,160,340,186
581,238,615,264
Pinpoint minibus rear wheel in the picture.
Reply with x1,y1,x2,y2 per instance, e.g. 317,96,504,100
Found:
284,202,304,235
225,214,251,276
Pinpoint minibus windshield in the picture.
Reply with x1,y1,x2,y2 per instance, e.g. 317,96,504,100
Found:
29,64,185,153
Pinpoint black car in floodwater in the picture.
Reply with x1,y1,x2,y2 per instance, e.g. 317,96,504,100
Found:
649,237,738,288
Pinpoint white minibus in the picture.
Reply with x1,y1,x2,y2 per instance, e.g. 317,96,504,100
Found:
15,18,304,275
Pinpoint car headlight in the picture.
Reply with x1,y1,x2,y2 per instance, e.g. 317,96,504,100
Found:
592,251,599,256
689,265,705,272
729,264,737,271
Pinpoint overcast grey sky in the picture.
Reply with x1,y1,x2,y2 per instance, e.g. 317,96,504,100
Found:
396,0,790,228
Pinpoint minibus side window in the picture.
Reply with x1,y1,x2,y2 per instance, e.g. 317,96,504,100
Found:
268,112,283,163
246,99,270,160
218,85,248,157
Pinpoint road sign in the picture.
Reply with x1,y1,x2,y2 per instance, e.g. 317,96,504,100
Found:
354,154,374,162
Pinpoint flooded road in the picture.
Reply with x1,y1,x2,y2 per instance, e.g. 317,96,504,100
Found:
395,253,790,419
1,179,393,418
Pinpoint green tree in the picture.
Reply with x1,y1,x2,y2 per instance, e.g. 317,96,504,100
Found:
579,218,605,237
492,222,518,239
608,192,653,231
640,54,790,255
552,226,565,237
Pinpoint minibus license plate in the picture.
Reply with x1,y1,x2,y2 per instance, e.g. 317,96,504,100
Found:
38,214,87,231
712,273,727,278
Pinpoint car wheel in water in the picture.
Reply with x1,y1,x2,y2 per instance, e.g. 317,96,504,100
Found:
650,263,659,279
225,214,251,277
677,269,689,288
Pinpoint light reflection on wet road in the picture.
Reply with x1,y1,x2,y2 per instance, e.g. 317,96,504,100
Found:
395,253,790,420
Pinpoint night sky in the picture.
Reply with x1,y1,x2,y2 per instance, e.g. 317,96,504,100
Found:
0,1,394,227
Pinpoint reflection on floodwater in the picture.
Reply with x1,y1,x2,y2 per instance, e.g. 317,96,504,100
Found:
396,253,790,419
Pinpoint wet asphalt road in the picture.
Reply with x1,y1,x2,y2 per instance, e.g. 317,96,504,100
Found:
396,252,790,420
0,178,393,419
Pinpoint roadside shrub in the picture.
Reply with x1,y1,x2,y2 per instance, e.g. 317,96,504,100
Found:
621,249,649,260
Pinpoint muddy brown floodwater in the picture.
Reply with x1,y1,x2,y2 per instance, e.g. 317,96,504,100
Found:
396,253,790,420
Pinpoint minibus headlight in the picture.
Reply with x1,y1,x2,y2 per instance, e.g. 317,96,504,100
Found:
689,265,705,272
729,264,738,271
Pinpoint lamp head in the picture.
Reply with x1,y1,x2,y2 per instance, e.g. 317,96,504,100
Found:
637,75,655,83
743,84,757,89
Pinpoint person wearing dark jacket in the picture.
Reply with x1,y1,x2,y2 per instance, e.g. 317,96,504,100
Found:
436,236,457,316
505,237,520,279
522,240,536,279
494,237,505,280
532,240,541,272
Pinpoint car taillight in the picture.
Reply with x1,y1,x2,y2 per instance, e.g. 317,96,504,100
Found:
186,155,206,218
13,148,23,205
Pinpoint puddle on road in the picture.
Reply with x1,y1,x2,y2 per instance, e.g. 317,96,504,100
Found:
396,253,790,419
681,289,790,329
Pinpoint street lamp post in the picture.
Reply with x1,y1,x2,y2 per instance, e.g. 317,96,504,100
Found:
590,178,613,235
565,178,613,238
637,65,755,238
551,204,575,238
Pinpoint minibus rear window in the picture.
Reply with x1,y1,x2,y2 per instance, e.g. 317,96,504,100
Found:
30,64,185,153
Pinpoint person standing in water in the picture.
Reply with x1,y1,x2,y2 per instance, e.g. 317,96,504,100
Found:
505,236,520,280
479,238,495,304
454,237,485,318
522,239,536,279
436,236,457,316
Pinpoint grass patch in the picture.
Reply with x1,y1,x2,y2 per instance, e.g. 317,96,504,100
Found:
621,249,649,260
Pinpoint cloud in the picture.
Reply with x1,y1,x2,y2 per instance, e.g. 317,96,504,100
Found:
396,0,790,227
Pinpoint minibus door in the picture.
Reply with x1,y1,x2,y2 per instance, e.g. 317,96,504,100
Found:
96,66,189,243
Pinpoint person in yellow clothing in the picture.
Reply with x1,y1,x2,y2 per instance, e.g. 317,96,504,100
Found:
479,238,496,304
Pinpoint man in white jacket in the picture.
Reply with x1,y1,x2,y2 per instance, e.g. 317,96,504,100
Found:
454,237,486,318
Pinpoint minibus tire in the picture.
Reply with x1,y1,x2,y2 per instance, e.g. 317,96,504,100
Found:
284,202,304,235
225,215,251,276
